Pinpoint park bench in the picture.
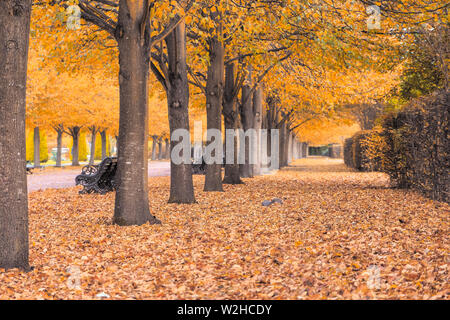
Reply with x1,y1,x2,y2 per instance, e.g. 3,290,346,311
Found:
192,158,206,174
75,157,118,194
191,157,226,175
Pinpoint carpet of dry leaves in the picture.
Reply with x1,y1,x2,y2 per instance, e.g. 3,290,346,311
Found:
1,158,448,299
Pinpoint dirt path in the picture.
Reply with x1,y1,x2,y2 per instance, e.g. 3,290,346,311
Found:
27,161,170,192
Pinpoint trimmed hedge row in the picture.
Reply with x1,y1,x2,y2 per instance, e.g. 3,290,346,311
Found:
344,90,449,203
343,131,375,171
381,90,449,202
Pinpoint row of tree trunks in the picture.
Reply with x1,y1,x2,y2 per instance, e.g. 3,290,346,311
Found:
0,0,32,270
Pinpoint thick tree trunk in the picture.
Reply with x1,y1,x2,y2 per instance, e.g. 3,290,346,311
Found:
165,22,196,203
71,126,80,166
56,129,63,167
0,0,31,270
100,130,107,160
113,2,159,226
89,126,96,165
239,85,254,178
222,63,242,184
33,126,40,168
253,87,263,175
204,34,224,192
151,136,157,160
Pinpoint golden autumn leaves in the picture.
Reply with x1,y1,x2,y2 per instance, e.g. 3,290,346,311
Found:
0,158,448,299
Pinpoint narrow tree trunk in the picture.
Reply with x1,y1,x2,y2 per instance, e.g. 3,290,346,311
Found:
56,129,63,167
165,22,196,203
89,126,96,165
100,130,107,160
240,85,254,178
33,126,40,168
71,126,80,166
288,131,293,164
253,87,263,176
279,121,287,168
157,138,163,160
0,0,31,270
151,136,157,160
113,2,160,225
164,138,169,159
222,62,242,184
204,34,224,192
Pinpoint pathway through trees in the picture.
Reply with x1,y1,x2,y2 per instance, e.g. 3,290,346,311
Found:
27,161,171,192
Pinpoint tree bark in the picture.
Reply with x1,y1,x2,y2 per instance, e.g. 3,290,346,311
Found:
204,33,224,192
164,138,169,159
56,128,63,167
0,0,31,270
157,138,163,160
33,126,40,168
113,1,160,226
279,120,288,168
222,62,242,184
70,126,80,166
164,22,196,203
151,135,157,160
100,130,107,160
253,87,263,175
89,126,96,165
239,85,254,178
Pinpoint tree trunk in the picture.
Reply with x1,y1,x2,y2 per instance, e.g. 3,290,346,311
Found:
0,0,31,270
89,126,96,165
33,126,40,168
71,126,80,166
157,138,163,160
204,34,224,192
253,87,263,176
288,131,293,164
113,2,160,226
239,85,254,178
100,130,107,160
279,121,287,168
165,22,196,203
222,62,242,184
56,128,63,167
151,135,157,160
164,138,169,159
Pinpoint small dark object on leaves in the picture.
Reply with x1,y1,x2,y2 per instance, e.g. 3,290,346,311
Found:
271,198,283,204
262,200,272,206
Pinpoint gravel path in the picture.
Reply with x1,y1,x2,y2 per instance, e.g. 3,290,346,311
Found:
27,161,170,192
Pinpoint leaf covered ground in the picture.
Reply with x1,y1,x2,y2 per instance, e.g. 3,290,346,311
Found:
1,158,448,299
